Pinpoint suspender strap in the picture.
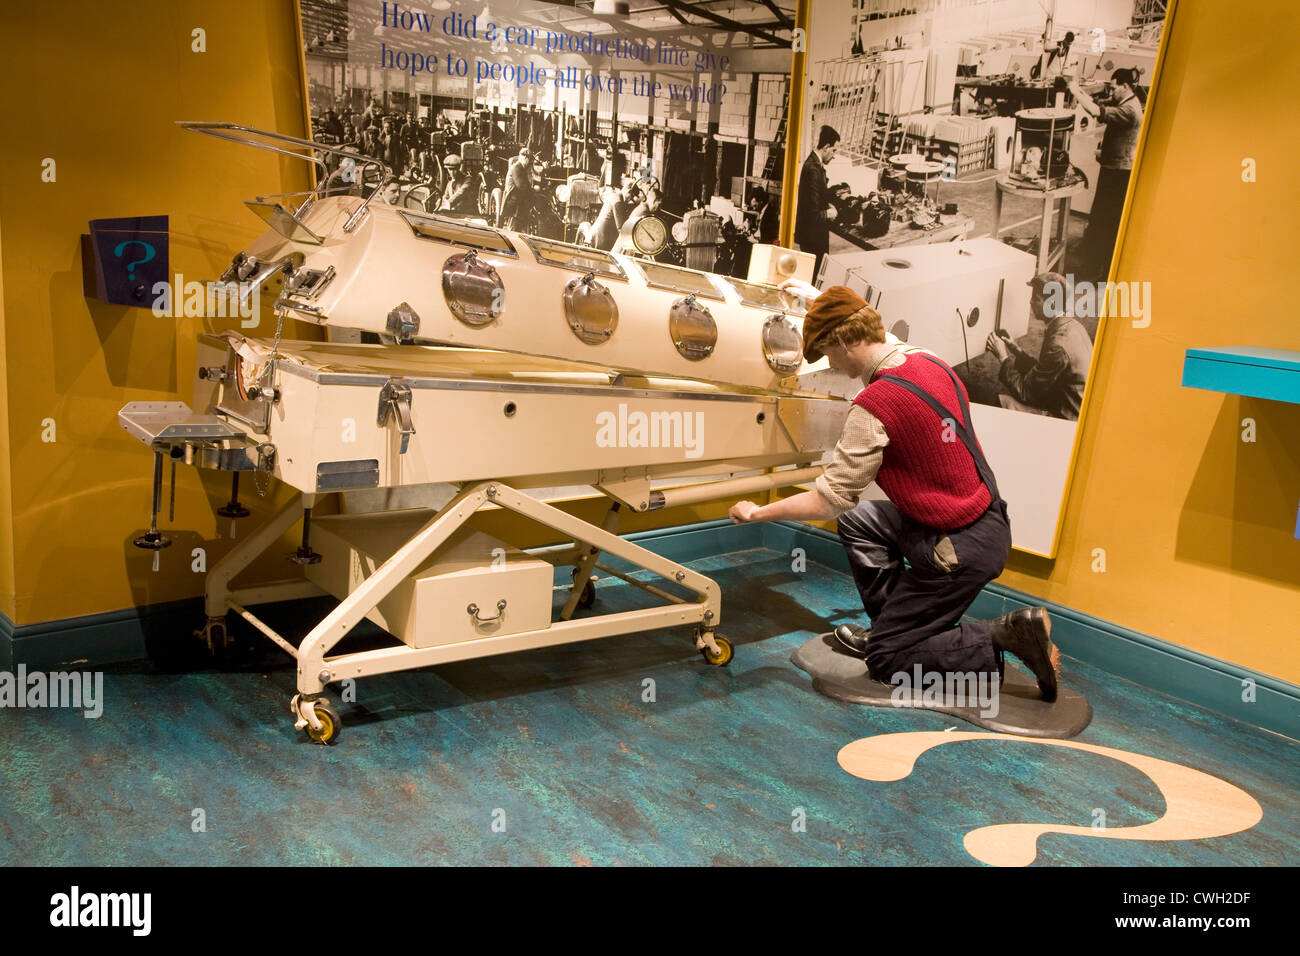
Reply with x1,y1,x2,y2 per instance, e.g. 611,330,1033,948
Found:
878,353,1003,505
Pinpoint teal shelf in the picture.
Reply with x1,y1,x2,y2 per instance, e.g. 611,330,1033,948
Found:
1182,346,1300,539
1182,346,1300,404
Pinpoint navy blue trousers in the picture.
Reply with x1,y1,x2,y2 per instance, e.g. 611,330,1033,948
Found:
836,499,1010,682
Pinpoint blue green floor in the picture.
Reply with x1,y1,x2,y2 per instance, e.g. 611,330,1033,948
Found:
1,547,1297,866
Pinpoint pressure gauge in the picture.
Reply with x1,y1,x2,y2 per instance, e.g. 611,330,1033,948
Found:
630,215,669,256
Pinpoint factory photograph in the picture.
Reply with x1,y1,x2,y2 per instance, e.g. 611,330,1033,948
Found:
301,0,794,277
0,0,1296,930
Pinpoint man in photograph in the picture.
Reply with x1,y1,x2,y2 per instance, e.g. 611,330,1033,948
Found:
747,186,781,245
795,125,841,280
1070,69,1143,281
986,272,1094,420
439,154,477,215
498,146,535,230
727,283,1060,701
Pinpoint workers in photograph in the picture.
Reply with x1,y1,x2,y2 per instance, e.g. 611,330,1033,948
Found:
795,124,842,280
498,146,536,230
747,186,781,245
986,272,1094,420
728,281,1061,702
438,154,478,215
1070,69,1143,281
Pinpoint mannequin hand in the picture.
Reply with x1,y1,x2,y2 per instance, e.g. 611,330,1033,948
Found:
729,501,761,524
779,278,821,302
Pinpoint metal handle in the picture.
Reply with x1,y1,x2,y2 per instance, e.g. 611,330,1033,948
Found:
467,600,507,624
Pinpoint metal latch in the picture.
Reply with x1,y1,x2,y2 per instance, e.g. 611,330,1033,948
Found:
377,379,415,454
385,302,421,343
284,265,336,300
254,442,277,497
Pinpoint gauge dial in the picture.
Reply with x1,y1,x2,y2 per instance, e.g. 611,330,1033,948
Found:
631,215,669,256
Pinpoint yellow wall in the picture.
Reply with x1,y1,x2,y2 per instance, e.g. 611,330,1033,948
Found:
1,2,1296,687
998,0,1300,684
0,0,320,624
0,212,14,619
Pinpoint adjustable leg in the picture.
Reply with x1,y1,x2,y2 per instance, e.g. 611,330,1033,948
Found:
217,471,251,519
288,506,323,565
134,448,173,562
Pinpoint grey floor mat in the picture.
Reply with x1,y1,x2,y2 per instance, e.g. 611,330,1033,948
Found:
791,632,1093,739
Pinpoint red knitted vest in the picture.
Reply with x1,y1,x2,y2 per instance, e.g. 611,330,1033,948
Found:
853,353,993,530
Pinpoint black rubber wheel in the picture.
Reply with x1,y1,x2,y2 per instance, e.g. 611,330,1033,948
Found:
701,635,734,667
305,700,341,745
578,577,596,609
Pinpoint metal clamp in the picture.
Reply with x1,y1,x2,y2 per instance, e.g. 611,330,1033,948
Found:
385,302,421,344
467,599,507,624
254,442,276,497
377,379,415,454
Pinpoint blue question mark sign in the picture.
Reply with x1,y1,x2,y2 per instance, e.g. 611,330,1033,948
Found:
113,240,156,281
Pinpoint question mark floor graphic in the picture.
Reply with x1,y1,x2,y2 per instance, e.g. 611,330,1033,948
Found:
838,731,1263,866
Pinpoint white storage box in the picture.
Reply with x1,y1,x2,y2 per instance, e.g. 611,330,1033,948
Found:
306,510,553,649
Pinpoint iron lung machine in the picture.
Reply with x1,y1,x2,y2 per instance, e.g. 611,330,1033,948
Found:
820,239,1036,369
118,125,850,743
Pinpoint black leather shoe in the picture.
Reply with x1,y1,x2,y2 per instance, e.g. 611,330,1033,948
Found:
832,624,872,657
990,607,1059,702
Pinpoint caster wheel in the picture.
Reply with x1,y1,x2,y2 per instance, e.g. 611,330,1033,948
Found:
571,569,597,609
305,700,341,745
701,635,734,667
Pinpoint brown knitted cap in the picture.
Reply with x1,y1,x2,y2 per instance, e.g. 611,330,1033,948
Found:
801,286,882,362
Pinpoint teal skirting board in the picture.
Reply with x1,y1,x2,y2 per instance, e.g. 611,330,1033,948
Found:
2,519,1296,741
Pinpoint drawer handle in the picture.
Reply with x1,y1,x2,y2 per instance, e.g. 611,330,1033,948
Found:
467,599,507,624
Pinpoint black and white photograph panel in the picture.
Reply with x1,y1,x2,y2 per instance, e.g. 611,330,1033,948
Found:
301,0,795,278
794,0,1168,554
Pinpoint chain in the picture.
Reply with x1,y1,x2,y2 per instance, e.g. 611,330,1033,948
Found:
255,304,288,395
270,303,286,357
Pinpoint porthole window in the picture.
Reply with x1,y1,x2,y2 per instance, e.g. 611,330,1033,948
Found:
669,294,717,361
441,249,504,327
761,314,803,373
563,273,619,345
